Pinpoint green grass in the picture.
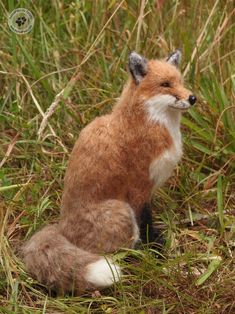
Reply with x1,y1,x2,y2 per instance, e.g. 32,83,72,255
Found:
0,0,234,313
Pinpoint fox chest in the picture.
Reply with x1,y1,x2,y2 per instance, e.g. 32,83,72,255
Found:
149,143,183,188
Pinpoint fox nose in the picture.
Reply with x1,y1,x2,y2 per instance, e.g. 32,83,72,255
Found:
188,95,197,106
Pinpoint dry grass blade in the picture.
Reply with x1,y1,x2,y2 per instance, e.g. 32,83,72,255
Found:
0,133,19,168
19,72,68,153
38,88,65,139
183,0,220,76
136,0,146,51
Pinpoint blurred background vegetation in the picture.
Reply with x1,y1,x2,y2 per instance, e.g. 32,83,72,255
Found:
0,0,234,313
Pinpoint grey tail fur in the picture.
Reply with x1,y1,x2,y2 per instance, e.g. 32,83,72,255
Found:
21,224,121,295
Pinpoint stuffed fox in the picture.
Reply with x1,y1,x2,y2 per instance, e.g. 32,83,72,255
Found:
22,50,196,294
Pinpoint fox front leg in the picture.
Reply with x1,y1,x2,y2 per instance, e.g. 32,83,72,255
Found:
139,203,165,250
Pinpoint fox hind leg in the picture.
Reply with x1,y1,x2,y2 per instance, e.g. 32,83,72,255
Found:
89,199,140,253
59,199,140,254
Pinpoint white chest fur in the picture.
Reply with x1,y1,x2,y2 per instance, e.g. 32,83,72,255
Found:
149,144,182,187
145,95,183,187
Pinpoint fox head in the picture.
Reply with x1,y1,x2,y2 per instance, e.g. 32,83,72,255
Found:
126,50,196,122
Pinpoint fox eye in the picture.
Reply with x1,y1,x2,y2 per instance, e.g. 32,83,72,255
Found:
160,82,171,87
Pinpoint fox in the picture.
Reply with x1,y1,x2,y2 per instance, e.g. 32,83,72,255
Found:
22,50,197,295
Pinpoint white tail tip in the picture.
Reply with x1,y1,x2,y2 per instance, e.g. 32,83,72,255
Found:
85,258,121,288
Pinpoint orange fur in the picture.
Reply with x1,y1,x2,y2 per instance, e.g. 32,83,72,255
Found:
22,53,195,295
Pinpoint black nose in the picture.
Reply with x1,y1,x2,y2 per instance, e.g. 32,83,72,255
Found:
188,95,197,105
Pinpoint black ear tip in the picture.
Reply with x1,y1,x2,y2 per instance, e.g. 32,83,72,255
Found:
128,51,148,84
169,49,182,57
166,49,182,67
175,49,182,57
129,51,134,60
129,51,141,61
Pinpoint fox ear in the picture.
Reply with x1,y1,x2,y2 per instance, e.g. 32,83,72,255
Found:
128,51,148,84
166,49,182,67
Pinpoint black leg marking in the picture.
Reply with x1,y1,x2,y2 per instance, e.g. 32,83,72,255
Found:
139,203,165,249
140,203,154,243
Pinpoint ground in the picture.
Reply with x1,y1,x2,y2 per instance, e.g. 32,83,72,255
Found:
0,1,234,313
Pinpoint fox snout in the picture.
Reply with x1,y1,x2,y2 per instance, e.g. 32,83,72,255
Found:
173,92,197,110
175,86,197,106
174,85,197,110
